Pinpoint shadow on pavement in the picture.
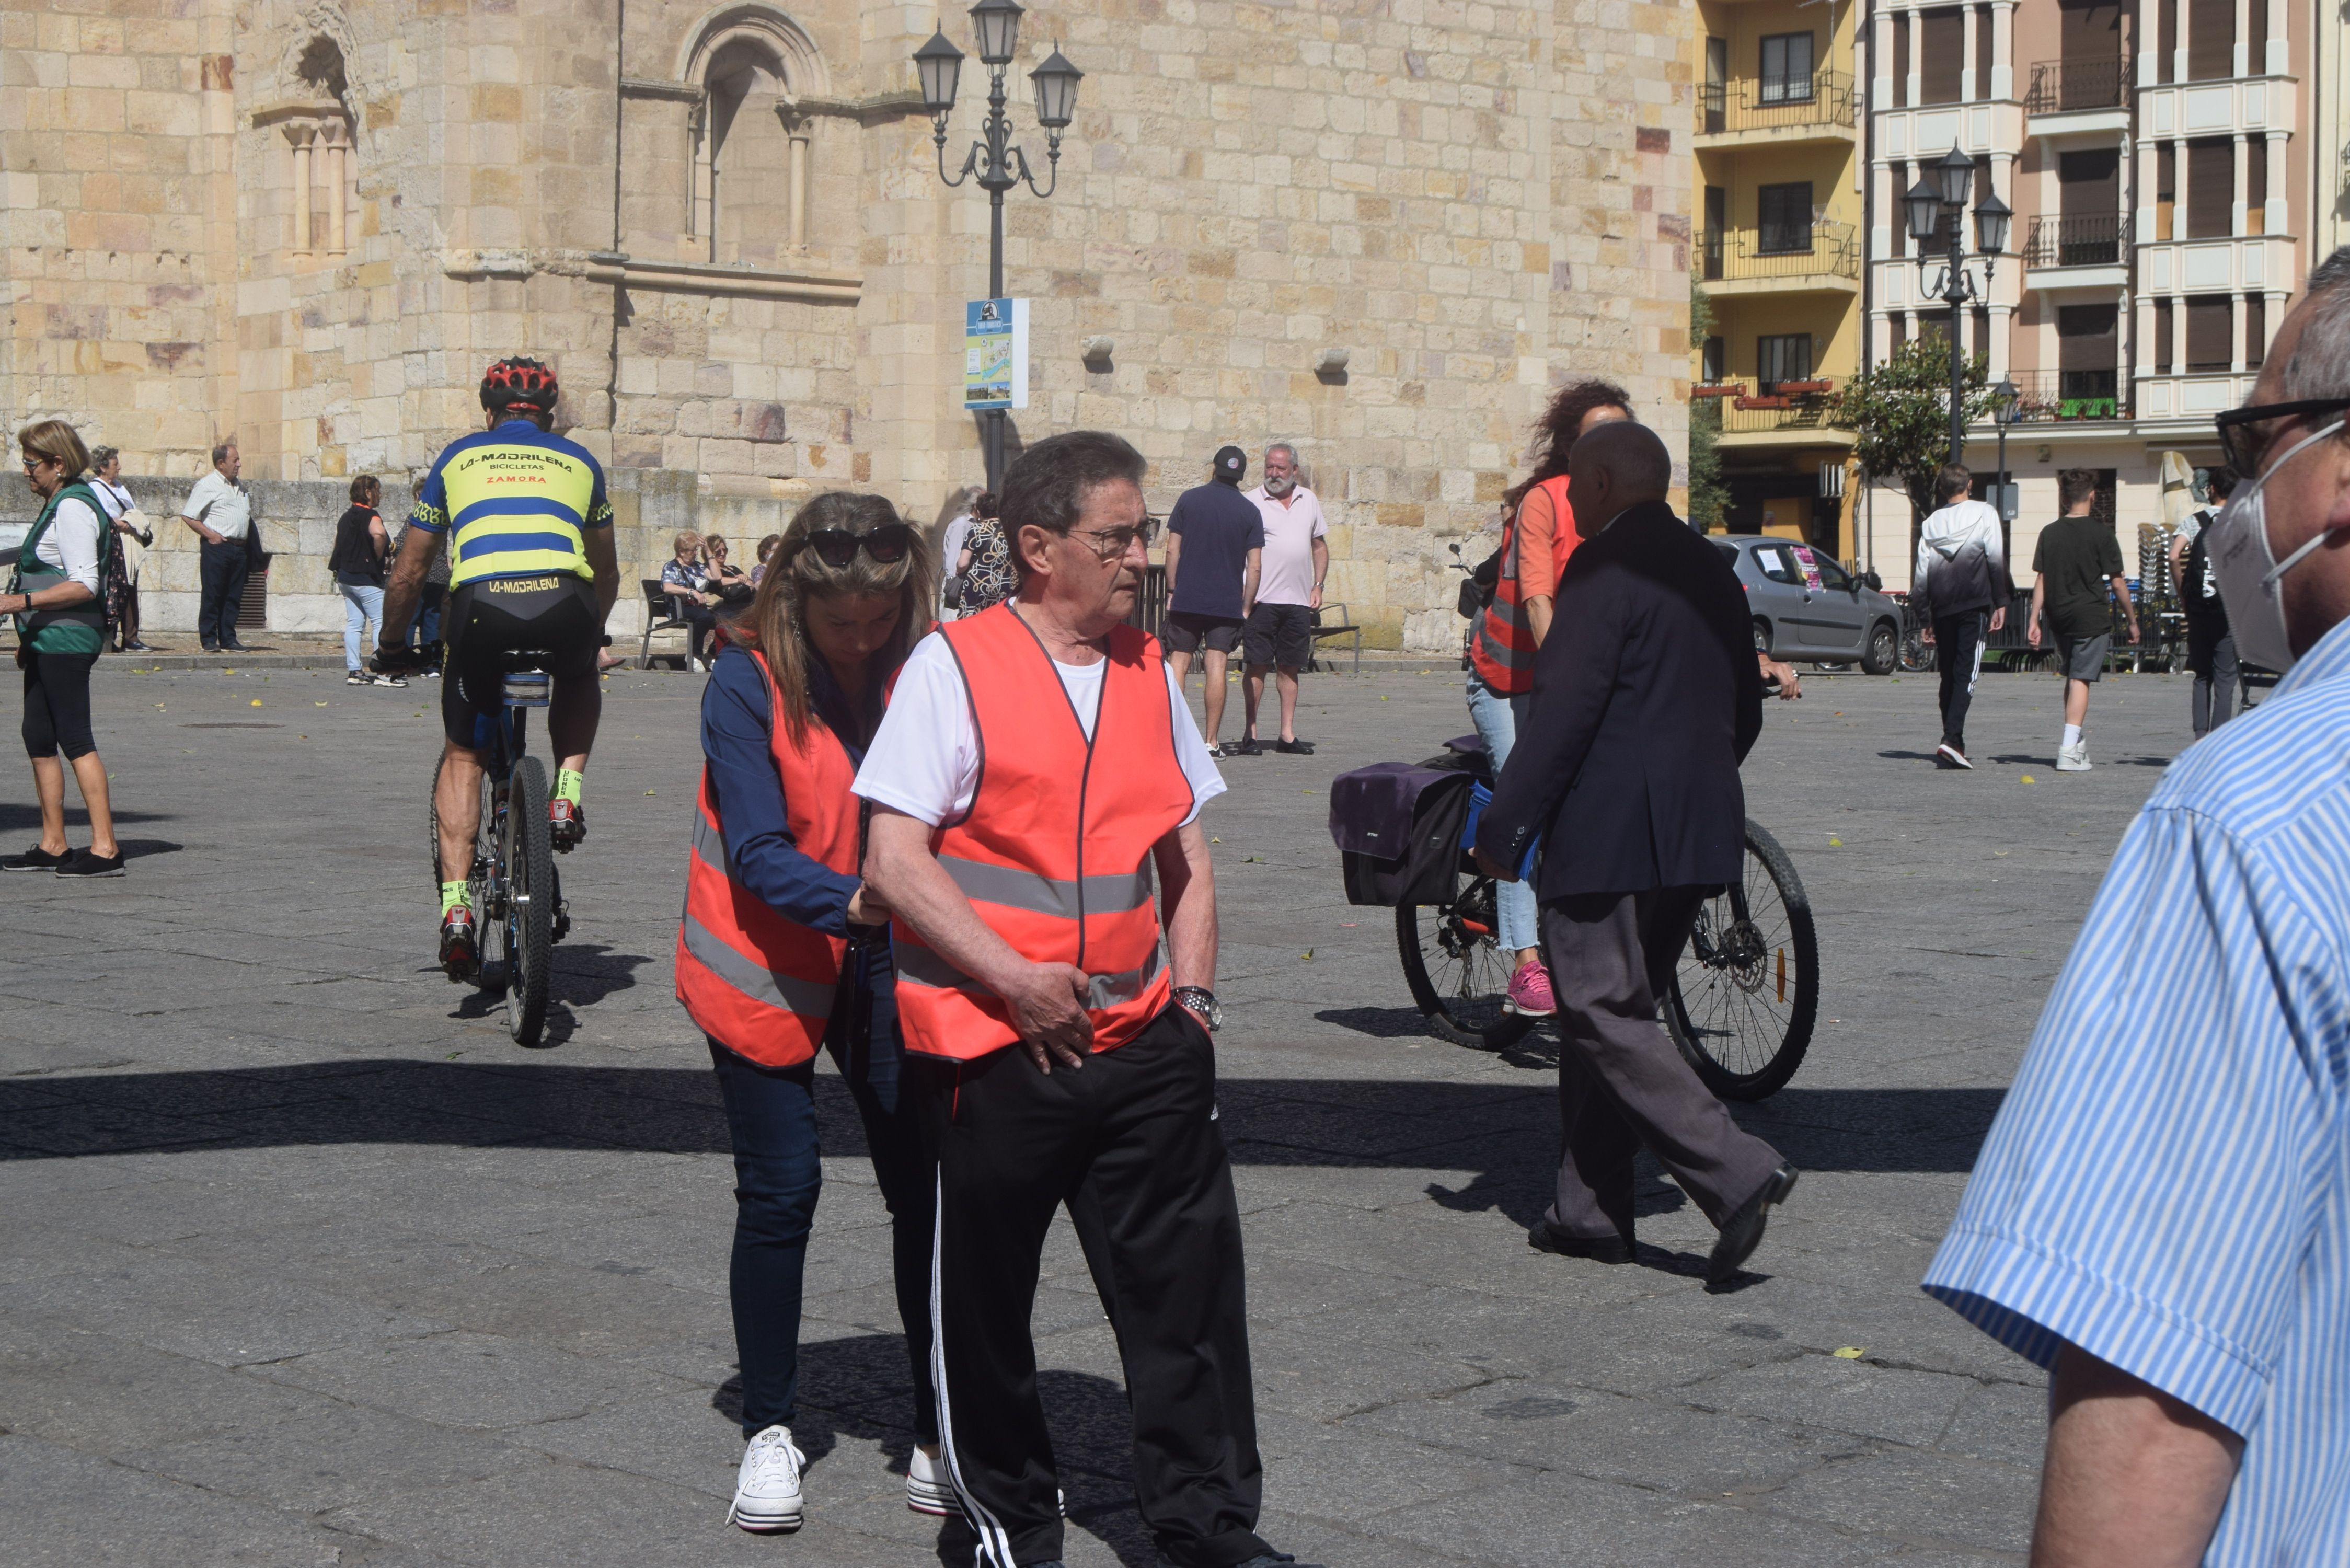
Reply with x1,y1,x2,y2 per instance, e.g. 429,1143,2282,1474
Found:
0,1060,2002,1178
714,1335,1154,1567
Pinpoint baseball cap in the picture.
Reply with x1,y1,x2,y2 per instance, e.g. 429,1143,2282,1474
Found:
1214,445,1246,481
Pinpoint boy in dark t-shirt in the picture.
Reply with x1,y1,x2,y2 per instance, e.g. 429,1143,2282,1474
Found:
2028,469,2139,772
1161,445,1263,755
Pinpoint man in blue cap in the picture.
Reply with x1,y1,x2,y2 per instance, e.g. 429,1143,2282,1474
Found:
1160,444,1262,756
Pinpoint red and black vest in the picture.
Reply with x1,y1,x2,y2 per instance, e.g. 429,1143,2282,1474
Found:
1471,475,1576,695
674,651,857,1069
893,604,1195,1061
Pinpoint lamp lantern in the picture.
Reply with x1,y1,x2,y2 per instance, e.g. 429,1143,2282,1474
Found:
1936,144,1975,209
914,29,965,116
1029,44,1081,130
1972,191,2011,257
1903,179,1944,245
969,0,1023,66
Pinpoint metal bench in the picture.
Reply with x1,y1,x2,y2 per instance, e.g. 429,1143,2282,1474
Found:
639,578,690,670
1308,602,1361,674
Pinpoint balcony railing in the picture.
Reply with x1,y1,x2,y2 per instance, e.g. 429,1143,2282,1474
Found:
2023,213,2134,269
1695,379,1844,434
1698,222,1860,284
2024,57,2128,113
1699,70,1856,136
2000,369,2131,423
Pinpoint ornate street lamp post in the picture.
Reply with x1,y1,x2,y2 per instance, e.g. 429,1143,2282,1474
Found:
1991,375,2020,520
1903,145,2011,468
913,0,1082,491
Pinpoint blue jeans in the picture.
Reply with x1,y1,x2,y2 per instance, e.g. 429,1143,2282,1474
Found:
707,965,937,1441
339,581,384,671
1465,673,1539,954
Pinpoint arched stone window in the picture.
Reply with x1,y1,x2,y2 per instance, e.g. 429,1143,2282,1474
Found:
263,35,356,260
679,5,829,264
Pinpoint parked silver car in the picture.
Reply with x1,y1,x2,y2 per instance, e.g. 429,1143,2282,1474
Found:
1711,534,1903,675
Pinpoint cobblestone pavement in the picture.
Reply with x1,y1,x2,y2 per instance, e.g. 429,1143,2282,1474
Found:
0,655,2203,1566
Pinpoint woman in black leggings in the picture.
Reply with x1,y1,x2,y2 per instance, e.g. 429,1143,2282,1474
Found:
5,420,123,877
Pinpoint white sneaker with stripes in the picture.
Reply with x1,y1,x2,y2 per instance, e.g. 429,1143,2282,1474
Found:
906,1445,956,1515
728,1425,805,1533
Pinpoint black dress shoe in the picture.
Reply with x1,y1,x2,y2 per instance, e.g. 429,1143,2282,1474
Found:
1274,737,1315,754
1230,736,1263,756
1528,1222,1633,1265
1707,1163,1799,1285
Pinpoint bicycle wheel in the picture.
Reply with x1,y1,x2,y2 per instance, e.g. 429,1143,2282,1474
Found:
502,755,556,1045
1663,819,1818,1100
427,754,447,898
1396,877,1533,1050
471,770,509,994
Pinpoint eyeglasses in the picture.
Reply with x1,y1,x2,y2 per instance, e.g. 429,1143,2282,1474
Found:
2214,397,2350,477
800,524,916,569
1067,520,1158,560
19,455,51,472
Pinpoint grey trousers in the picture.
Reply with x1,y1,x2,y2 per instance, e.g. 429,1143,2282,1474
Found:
1538,889,1785,1241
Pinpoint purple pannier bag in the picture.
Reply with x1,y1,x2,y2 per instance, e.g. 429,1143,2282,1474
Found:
1328,762,1474,907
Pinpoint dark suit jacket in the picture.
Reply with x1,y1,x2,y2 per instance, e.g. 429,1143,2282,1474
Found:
1474,499,1763,898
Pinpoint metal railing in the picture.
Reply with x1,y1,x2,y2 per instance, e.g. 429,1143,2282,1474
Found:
1699,70,1856,136
1697,222,1860,284
1998,369,2130,423
1719,397,1840,434
2024,57,2128,113
2023,213,2133,268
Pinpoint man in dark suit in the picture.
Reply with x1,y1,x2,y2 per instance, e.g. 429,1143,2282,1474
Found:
1473,421,1796,1286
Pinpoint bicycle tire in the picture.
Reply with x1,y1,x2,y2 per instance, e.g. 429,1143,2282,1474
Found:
503,755,555,1045
427,753,447,898
1395,879,1534,1051
1663,819,1818,1101
471,769,509,995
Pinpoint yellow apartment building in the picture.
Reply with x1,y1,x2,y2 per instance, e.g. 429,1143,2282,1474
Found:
1692,0,1864,552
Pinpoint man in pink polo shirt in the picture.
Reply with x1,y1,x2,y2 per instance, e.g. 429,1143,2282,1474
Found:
1236,442,1329,755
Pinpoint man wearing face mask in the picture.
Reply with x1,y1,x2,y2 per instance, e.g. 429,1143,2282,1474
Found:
1922,248,2350,1566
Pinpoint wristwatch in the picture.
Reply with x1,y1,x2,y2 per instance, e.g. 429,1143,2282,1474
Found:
1173,985,1222,1032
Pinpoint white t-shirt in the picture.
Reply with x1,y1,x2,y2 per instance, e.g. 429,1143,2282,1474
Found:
941,513,972,573
32,495,104,594
854,628,1227,828
1243,484,1327,606
89,478,133,522
179,469,251,540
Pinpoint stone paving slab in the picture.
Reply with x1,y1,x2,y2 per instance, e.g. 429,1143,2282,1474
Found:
0,656,2206,1564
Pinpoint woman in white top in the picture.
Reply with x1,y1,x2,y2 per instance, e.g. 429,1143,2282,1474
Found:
86,445,152,652
4,420,122,875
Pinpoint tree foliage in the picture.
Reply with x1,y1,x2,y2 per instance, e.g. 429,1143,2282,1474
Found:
1686,270,1728,530
1830,333,1998,524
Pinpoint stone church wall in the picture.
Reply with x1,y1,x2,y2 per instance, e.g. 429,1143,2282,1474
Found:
4,0,1696,650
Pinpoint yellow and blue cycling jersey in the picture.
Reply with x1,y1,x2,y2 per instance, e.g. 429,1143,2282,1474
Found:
408,420,613,588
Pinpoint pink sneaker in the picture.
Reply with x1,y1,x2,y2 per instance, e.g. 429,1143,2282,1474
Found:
1506,960,1556,1018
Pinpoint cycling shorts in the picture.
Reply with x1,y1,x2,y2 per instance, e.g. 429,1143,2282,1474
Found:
441,574,602,750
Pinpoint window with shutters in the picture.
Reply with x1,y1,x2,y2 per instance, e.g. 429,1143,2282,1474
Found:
2185,295,2232,372
1975,4,1994,96
1921,9,1965,102
2157,0,2177,81
2056,304,2119,409
1757,182,1815,253
2187,0,2233,79
2245,296,2267,368
2185,138,2233,237
2156,143,2177,239
1704,37,1728,132
2247,142,2267,233
1759,33,1815,102
1893,14,1912,106
2155,298,2175,374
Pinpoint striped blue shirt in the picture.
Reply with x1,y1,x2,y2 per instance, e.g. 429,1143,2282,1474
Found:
1924,616,2350,1564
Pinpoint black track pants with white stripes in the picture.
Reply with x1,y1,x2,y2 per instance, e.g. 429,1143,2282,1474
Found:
923,1005,1273,1568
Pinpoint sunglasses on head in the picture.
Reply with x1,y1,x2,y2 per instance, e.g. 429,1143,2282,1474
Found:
800,523,916,569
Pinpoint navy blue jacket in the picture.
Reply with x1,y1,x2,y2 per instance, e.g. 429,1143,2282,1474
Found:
1474,500,1763,898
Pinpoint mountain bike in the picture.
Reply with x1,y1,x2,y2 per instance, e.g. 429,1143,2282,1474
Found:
423,654,570,1046
1391,736,1817,1100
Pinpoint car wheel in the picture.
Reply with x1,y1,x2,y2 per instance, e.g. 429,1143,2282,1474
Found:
1751,617,1771,654
1863,620,1899,675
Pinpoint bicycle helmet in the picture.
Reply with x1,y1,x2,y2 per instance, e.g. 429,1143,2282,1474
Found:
480,356,560,420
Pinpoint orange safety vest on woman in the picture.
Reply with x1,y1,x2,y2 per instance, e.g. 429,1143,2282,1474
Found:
675,650,858,1069
1470,475,1576,695
893,604,1196,1062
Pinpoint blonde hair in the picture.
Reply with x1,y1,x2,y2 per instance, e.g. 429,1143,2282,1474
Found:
671,529,701,555
18,419,90,479
728,491,937,747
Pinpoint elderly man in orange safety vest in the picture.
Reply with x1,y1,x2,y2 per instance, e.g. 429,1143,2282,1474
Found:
859,431,1313,1568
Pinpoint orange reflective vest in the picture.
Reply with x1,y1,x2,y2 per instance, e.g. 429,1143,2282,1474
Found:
1471,475,1576,695
894,604,1194,1062
675,651,857,1069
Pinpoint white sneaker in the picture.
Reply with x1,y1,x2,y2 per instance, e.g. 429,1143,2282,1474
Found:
728,1425,805,1533
2056,741,2091,772
906,1445,956,1516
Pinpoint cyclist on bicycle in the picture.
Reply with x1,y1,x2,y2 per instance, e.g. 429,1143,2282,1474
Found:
376,357,620,976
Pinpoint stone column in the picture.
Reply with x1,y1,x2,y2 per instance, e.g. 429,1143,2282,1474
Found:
322,121,348,257
2231,132,2248,235
2173,0,2190,85
1987,303,2013,376
2264,131,2286,235
2230,292,2247,373
2232,0,2250,77
688,96,713,259
1908,10,1923,107
285,122,315,256
786,115,810,248
1962,6,1980,100
1992,1,2017,99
